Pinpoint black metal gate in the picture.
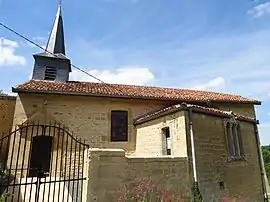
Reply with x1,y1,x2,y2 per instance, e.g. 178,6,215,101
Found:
0,122,89,202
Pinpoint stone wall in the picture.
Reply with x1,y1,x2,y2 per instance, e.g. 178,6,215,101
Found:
13,92,257,155
12,93,171,153
135,111,188,157
211,103,256,117
0,95,16,136
86,148,191,202
190,111,264,202
0,95,16,165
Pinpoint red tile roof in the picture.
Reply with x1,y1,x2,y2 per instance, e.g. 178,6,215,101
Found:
12,80,260,104
134,103,256,125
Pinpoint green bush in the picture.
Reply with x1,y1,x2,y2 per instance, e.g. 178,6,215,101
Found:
0,169,9,202
262,146,270,180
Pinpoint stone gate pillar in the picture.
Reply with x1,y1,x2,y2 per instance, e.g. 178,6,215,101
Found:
84,148,126,202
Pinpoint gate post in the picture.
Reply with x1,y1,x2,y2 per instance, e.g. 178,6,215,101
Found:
82,147,90,202
84,148,126,202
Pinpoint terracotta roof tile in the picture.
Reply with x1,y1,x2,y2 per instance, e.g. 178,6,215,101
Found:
12,80,260,104
134,103,256,125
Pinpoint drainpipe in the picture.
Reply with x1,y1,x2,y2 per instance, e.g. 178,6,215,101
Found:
254,122,269,201
188,107,202,201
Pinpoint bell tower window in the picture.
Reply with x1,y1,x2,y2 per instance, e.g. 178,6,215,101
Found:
44,66,57,81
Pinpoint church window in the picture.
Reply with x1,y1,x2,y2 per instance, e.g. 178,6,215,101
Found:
111,110,128,142
162,127,171,155
44,66,57,81
226,122,244,159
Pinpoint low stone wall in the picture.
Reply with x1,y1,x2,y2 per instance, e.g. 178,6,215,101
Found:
86,148,192,202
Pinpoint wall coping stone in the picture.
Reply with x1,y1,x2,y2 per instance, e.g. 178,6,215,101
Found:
127,156,188,162
0,95,16,100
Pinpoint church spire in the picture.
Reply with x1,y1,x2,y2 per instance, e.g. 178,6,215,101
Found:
32,2,71,82
46,4,66,55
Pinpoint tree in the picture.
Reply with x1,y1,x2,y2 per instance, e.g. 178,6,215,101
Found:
0,169,9,201
0,90,7,96
262,146,270,180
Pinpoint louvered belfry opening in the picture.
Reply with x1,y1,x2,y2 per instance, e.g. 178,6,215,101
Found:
44,66,57,81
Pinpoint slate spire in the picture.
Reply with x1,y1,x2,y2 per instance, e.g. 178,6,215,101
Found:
32,3,71,82
46,4,66,55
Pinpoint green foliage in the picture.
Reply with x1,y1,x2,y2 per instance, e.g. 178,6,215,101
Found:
0,90,7,96
262,145,270,180
193,183,203,202
0,169,9,202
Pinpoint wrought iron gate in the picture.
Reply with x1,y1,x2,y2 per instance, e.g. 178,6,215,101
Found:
0,123,89,202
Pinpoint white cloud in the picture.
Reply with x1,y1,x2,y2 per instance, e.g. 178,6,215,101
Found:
258,123,270,145
158,31,270,101
248,2,270,18
25,36,47,49
189,76,225,91
3,91,17,96
32,36,46,41
0,37,26,67
70,66,154,85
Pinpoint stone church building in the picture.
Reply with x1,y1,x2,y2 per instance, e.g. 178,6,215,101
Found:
0,5,269,202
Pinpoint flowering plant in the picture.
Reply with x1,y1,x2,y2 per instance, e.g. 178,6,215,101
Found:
219,196,247,202
118,180,171,202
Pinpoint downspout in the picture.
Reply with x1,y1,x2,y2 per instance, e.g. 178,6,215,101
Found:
188,107,202,201
254,122,269,201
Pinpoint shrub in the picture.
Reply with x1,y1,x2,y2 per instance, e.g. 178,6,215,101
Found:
118,180,171,202
0,169,9,202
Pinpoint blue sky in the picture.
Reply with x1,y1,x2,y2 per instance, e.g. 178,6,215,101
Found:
0,0,270,144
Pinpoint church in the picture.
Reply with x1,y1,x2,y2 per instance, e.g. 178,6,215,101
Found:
0,4,269,202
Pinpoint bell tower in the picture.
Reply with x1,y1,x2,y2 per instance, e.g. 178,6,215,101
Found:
31,4,71,82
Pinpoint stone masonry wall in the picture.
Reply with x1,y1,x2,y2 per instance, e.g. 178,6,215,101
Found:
135,111,188,157
12,93,171,153
189,112,264,202
0,96,16,136
0,96,16,165
86,148,191,202
211,103,256,117
12,93,257,155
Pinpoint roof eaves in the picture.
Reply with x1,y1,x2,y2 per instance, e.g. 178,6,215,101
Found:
134,104,257,125
134,105,184,125
12,87,261,105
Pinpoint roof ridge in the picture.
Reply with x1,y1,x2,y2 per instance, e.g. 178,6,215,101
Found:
65,80,249,98
12,80,261,105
